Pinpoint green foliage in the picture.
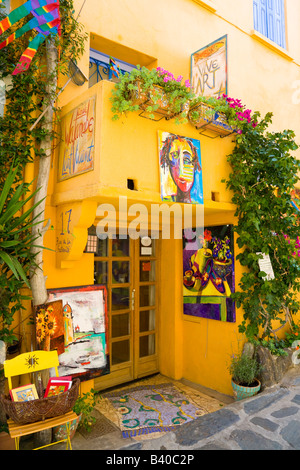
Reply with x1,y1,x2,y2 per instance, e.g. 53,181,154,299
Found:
0,0,88,182
225,111,300,340
0,166,45,345
0,1,87,342
229,353,262,386
110,65,194,123
73,389,100,432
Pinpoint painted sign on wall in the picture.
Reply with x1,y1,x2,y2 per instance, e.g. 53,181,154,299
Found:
58,96,96,181
191,35,228,98
39,285,110,382
158,131,203,204
183,225,235,322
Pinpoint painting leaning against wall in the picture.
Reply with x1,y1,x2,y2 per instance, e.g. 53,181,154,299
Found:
35,285,109,381
183,225,235,322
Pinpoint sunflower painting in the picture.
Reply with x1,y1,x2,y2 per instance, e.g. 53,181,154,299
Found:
35,300,65,355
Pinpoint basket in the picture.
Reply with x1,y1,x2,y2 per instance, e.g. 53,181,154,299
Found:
0,378,80,425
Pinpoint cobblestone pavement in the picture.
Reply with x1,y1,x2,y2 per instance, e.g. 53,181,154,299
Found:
22,367,300,451
65,367,300,451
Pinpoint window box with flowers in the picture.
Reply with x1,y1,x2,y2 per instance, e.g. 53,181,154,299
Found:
110,65,194,123
188,95,258,137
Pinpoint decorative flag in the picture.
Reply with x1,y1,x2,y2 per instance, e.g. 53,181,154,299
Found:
109,56,121,79
0,0,61,75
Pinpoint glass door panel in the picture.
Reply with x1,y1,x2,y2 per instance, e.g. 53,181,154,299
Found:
92,231,159,388
139,334,155,358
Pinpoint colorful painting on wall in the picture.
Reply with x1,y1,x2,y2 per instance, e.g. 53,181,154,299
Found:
191,35,228,98
58,96,95,181
158,131,203,204
35,285,109,381
183,225,235,322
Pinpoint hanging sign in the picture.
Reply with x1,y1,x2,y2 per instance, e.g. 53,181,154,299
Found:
58,96,96,181
257,252,275,281
191,35,228,98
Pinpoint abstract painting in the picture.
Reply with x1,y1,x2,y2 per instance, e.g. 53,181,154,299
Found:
43,285,109,381
183,225,235,322
158,131,203,204
191,35,228,98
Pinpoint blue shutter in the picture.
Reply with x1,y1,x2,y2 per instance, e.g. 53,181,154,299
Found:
266,0,275,42
253,0,268,36
274,0,286,48
253,0,286,49
253,0,260,31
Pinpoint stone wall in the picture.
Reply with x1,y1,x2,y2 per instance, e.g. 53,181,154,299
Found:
256,346,294,390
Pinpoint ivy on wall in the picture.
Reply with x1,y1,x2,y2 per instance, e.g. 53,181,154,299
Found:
225,111,300,343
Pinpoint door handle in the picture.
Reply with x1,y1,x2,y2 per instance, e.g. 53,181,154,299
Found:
131,289,135,310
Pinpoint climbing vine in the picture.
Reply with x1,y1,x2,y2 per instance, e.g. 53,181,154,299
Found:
225,111,300,342
0,0,87,345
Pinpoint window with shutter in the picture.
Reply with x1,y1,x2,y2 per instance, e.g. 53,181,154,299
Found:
253,0,286,49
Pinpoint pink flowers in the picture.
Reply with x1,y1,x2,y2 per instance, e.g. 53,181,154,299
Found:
156,67,190,88
219,94,258,128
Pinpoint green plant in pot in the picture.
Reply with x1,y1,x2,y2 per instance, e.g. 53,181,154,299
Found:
188,94,259,136
110,65,194,123
229,352,262,400
53,389,100,442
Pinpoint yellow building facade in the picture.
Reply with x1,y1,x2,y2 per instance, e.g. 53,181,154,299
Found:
10,0,300,397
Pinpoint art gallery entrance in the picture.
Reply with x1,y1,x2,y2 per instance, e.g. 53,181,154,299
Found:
88,232,159,391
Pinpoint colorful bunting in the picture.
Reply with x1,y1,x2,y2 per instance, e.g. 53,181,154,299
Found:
0,0,61,75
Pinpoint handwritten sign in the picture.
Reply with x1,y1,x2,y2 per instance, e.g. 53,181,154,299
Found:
257,252,275,281
58,96,96,181
191,35,227,98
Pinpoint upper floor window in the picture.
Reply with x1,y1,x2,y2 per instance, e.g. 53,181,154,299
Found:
89,49,136,88
253,0,286,49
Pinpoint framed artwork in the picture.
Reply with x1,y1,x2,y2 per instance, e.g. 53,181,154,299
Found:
35,300,65,355
44,376,72,397
41,285,109,382
191,35,228,98
183,225,235,322
10,384,39,402
58,96,96,181
158,131,203,204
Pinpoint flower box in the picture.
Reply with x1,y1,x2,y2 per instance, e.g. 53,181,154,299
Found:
131,80,189,121
188,102,234,137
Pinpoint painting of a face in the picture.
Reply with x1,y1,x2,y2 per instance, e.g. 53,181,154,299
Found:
158,131,203,204
168,138,195,193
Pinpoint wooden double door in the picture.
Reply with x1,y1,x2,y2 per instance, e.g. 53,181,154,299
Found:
93,235,159,391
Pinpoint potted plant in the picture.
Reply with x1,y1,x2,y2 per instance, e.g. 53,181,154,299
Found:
53,389,100,441
188,94,258,137
110,65,194,123
229,352,262,400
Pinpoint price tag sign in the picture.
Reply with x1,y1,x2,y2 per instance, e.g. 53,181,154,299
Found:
257,252,275,281
0,340,5,365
